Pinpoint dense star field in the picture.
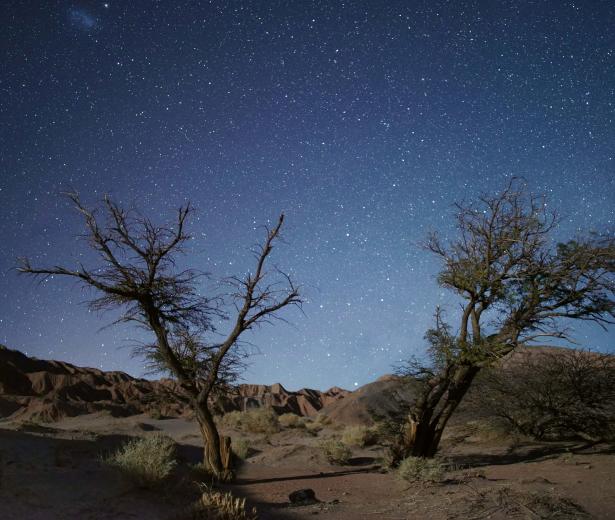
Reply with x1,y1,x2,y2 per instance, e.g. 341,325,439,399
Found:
1,1,614,389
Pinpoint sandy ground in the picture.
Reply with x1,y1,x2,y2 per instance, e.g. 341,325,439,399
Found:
1,413,614,519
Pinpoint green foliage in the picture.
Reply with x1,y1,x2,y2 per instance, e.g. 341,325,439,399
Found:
105,434,177,488
319,439,352,465
396,456,445,483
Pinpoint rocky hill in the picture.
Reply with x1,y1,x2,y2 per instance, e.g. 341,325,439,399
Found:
320,374,419,425
0,345,349,423
4,344,603,427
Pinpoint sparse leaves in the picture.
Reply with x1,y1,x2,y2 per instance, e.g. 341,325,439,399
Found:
18,193,301,479
393,179,615,461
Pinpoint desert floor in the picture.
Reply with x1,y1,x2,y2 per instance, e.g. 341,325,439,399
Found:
1,413,614,519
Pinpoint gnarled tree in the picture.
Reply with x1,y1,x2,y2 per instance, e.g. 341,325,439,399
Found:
390,180,615,462
18,193,301,480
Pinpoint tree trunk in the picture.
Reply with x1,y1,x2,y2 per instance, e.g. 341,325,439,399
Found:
392,365,480,462
195,400,233,481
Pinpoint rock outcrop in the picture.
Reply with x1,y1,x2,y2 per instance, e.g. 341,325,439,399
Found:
0,345,348,422
320,375,419,425
221,384,348,417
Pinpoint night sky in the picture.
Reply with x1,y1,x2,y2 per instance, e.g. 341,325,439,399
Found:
2,1,614,390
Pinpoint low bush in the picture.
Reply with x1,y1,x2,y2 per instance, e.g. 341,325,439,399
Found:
456,486,589,519
221,408,280,434
278,413,304,428
472,349,615,441
220,411,244,430
319,439,352,465
341,425,378,447
232,438,250,460
243,407,280,434
304,421,323,435
313,413,332,426
396,456,445,483
147,408,163,420
105,434,177,488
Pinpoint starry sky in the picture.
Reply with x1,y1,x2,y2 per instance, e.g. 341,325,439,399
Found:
1,1,614,390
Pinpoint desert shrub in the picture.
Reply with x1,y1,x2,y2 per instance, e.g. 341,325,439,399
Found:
319,439,352,465
468,418,521,443
243,407,279,434
278,413,304,428
303,413,332,435
341,425,378,447
456,486,589,519
232,438,250,460
148,408,163,420
220,410,244,430
314,413,332,425
105,434,177,488
304,421,323,435
178,488,258,519
473,349,615,441
220,408,279,434
397,456,445,483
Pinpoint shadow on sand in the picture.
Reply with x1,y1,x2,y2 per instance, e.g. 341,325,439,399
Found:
448,440,615,468
225,464,384,519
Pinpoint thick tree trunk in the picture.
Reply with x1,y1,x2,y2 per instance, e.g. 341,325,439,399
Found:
195,399,233,481
391,364,480,462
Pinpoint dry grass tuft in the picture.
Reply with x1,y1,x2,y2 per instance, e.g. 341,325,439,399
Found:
314,413,332,425
148,408,163,420
220,411,243,430
397,456,445,483
304,421,323,435
319,438,352,465
304,413,332,435
341,425,378,447
453,486,589,519
177,488,258,519
278,413,305,428
232,438,250,460
221,408,279,434
105,434,177,488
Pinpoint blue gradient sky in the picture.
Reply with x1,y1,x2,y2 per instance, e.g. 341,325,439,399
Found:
2,1,614,390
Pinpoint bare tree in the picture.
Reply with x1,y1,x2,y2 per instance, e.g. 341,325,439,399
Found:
18,193,301,480
390,179,615,462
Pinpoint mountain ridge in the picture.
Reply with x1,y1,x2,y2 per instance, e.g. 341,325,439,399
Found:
0,345,349,422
